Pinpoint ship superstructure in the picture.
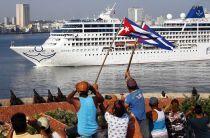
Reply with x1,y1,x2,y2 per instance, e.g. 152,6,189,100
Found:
10,5,210,66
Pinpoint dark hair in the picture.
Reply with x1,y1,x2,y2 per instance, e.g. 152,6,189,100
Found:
161,91,165,96
11,113,27,134
171,99,179,105
171,99,180,112
113,100,127,117
127,78,138,91
149,102,158,108
194,104,203,115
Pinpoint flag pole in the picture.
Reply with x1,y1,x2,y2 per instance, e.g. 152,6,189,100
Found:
126,21,143,72
94,20,123,84
126,41,138,72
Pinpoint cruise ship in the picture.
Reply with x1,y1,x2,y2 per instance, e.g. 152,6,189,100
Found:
10,5,210,66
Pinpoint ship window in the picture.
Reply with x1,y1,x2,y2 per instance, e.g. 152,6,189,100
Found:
206,47,210,54
63,24,82,28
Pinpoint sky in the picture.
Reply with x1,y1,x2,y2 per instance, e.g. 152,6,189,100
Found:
0,0,210,22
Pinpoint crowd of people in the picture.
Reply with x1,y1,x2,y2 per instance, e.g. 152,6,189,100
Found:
6,71,210,138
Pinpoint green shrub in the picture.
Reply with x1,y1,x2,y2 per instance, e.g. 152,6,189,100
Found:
26,125,38,135
180,95,210,117
0,133,5,138
45,108,77,127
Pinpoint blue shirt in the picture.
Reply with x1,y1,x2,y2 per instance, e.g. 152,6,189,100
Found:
77,96,98,136
125,89,146,120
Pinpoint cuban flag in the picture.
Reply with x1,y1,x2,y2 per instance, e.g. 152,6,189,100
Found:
118,17,174,50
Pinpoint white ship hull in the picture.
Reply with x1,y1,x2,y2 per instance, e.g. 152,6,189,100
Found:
9,5,210,66
10,43,210,66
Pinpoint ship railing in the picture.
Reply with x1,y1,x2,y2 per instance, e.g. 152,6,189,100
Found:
10,41,41,47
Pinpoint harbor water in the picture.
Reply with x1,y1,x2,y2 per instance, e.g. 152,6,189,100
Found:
0,33,210,99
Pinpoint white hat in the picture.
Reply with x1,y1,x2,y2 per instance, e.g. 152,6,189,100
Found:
37,117,49,129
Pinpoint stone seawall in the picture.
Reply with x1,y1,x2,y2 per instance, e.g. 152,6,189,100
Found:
0,92,209,106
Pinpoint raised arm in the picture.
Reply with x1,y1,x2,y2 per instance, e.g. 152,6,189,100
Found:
90,84,104,104
67,90,80,112
185,106,194,118
67,90,77,103
125,70,132,80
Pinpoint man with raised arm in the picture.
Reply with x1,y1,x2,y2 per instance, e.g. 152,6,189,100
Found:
67,81,104,138
124,71,149,138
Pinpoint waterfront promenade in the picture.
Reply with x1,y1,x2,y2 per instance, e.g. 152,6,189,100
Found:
0,92,209,106
0,91,209,137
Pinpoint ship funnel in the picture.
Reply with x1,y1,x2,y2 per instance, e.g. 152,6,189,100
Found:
186,5,205,18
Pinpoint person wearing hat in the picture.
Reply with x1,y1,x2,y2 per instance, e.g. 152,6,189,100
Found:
37,117,61,138
67,81,104,138
147,97,168,138
124,71,149,138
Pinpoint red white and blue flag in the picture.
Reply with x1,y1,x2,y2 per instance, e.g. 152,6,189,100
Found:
118,17,174,50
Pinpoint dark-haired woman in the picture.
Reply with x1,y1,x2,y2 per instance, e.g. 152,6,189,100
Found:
105,100,129,138
165,99,187,138
186,105,210,138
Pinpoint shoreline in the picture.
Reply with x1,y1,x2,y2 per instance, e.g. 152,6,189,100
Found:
0,92,209,106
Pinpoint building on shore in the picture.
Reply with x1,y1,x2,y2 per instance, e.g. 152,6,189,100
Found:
128,7,144,24
155,16,165,25
11,17,16,25
4,17,9,26
16,4,30,28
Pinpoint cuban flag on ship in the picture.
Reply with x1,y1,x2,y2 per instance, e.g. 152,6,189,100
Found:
118,17,175,50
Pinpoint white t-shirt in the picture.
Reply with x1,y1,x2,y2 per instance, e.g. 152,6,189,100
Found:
52,132,61,138
105,112,129,138
12,132,43,138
